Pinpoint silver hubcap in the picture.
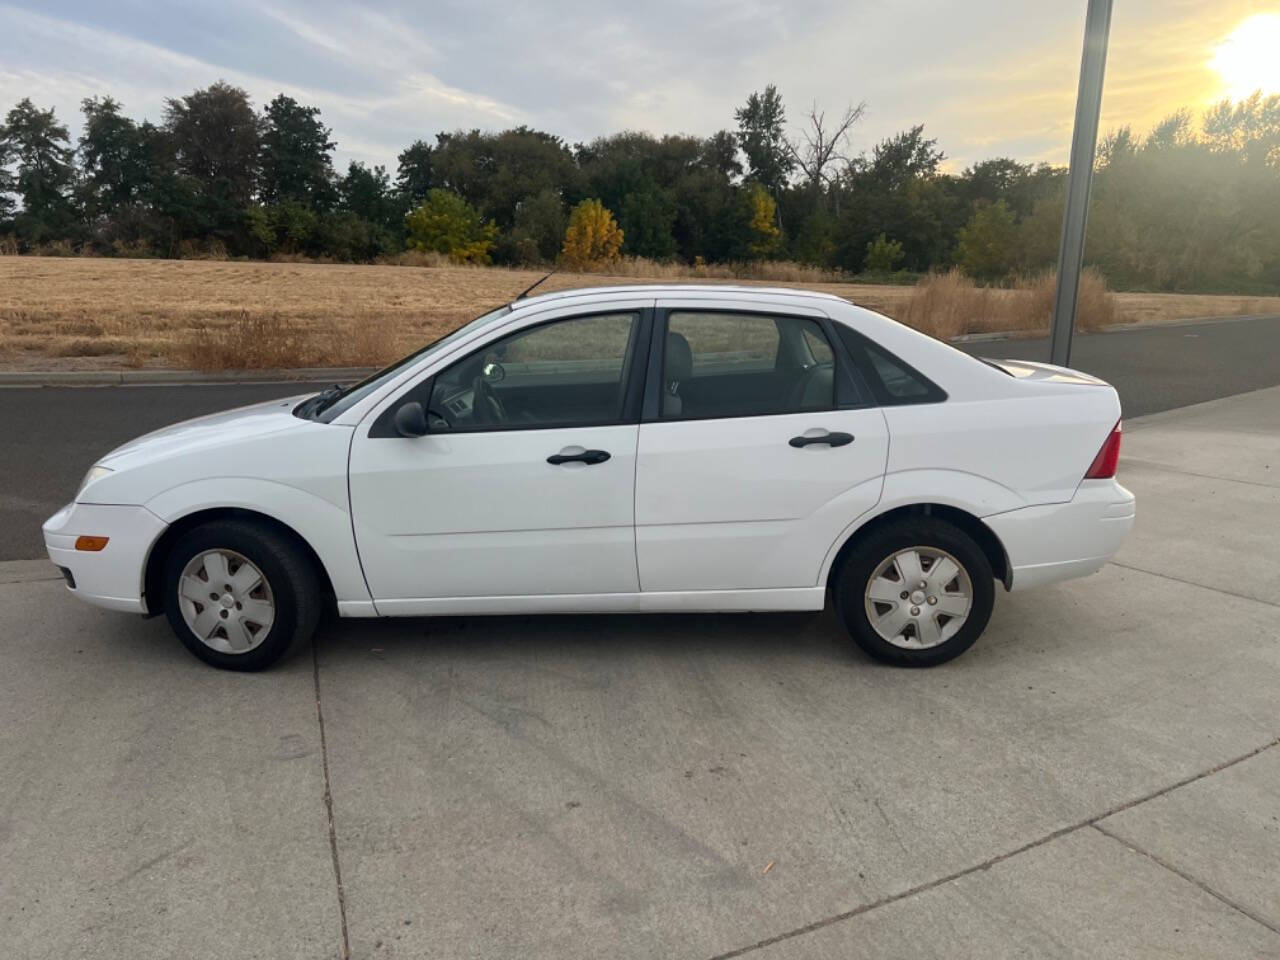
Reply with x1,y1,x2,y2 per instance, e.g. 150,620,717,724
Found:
864,546,972,650
177,549,275,654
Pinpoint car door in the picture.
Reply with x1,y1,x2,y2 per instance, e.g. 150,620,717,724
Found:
348,306,651,605
635,301,889,592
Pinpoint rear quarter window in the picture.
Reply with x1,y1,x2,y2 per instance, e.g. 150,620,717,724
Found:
835,325,947,405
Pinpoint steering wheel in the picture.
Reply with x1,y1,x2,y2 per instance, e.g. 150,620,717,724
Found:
471,375,508,426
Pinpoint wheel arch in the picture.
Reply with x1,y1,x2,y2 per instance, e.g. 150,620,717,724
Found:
142,507,337,616
823,503,1011,592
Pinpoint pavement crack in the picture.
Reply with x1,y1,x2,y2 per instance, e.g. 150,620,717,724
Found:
1090,823,1280,938
313,638,352,960
704,735,1280,960
1107,560,1280,610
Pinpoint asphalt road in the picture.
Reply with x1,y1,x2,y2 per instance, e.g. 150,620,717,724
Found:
1,314,1277,562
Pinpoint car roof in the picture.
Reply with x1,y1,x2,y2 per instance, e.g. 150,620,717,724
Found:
507,282,851,313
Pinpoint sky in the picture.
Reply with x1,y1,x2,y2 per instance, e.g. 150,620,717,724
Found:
1,1,1276,175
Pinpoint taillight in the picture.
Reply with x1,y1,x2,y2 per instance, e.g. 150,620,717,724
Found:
1085,420,1122,479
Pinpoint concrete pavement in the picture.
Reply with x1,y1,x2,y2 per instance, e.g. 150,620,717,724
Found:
1,387,1278,959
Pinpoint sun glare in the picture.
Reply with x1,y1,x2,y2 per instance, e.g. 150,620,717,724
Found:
1211,13,1280,100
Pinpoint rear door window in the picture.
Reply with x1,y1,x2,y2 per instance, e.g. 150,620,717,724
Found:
661,311,837,420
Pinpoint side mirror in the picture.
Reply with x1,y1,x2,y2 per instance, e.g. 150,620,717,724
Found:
393,401,428,438
481,361,506,383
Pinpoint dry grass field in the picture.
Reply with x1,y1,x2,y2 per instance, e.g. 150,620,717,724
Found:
1,256,1277,371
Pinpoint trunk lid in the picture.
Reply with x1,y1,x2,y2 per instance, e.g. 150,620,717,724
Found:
982,358,1109,386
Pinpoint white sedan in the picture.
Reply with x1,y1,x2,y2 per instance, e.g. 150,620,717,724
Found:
45,284,1134,670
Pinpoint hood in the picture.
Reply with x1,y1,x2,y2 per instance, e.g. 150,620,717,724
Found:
99,394,316,468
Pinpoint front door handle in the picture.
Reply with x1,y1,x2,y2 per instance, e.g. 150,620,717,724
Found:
789,431,854,448
547,448,611,465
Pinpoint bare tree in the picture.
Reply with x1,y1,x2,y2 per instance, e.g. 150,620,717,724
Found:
787,101,865,212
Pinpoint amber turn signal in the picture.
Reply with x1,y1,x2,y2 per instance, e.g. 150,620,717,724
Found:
74,535,110,552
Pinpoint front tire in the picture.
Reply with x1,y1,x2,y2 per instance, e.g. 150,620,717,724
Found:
835,517,994,667
162,520,322,671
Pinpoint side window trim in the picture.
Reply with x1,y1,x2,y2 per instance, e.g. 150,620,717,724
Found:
642,306,867,424
368,307,654,437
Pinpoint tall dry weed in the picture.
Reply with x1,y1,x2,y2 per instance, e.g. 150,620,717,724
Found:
890,268,1116,339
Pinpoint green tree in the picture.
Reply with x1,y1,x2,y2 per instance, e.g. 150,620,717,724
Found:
735,85,793,193
618,188,676,259
864,233,904,272
339,161,398,232
700,130,742,180
163,82,262,244
405,188,497,263
77,97,147,223
433,127,578,231
3,98,77,243
501,188,566,264
956,200,1017,280
0,133,15,224
259,94,336,209
395,139,434,208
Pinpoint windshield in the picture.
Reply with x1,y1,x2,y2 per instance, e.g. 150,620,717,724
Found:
309,304,512,422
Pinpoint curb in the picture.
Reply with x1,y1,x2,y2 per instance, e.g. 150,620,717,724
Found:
950,312,1278,344
1,314,1274,387
0,366,378,388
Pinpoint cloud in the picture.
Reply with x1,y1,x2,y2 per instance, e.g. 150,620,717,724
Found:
0,0,1260,174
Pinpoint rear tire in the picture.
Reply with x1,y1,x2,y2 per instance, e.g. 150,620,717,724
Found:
162,519,321,671
835,517,994,667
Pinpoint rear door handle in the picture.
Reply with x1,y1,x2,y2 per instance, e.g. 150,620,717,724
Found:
547,448,611,465
789,431,854,448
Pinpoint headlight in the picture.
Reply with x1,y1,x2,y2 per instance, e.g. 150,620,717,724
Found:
77,465,114,498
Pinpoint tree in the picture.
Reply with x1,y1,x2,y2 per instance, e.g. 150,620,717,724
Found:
1202,91,1280,166
405,188,497,263
259,94,336,209
735,85,793,193
77,97,148,223
0,133,14,224
395,139,434,208
745,183,780,256
787,101,864,205
433,126,578,230
955,200,1017,281
700,130,742,181
163,82,262,242
501,188,565,264
3,98,76,243
861,125,945,189
864,233,904,272
339,161,398,231
561,198,622,268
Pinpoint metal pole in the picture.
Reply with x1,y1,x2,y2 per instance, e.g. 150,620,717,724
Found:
1049,0,1114,368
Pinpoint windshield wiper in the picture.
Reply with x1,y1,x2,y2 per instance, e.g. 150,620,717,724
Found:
299,384,345,419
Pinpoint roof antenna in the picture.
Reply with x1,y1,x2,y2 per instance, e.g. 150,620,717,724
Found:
514,269,556,301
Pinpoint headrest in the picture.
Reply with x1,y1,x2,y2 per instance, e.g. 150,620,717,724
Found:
665,331,693,384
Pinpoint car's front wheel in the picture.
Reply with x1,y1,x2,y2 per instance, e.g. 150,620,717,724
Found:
835,517,994,666
162,519,322,671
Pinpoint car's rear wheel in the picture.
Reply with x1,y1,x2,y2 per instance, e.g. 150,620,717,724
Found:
835,517,994,666
162,519,321,671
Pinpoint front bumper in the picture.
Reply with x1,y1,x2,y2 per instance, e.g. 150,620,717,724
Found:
985,479,1136,590
43,502,168,613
